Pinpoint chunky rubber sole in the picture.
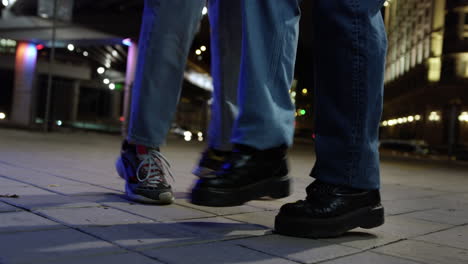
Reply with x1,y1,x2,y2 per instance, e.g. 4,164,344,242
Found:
115,158,174,205
192,166,217,178
191,176,291,207
274,205,384,238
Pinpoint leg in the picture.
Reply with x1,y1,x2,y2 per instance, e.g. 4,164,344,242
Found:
275,0,388,238
232,0,301,150
118,0,205,204
190,0,301,206
207,0,242,151
192,0,242,178
311,0,387,190
127,0,205,148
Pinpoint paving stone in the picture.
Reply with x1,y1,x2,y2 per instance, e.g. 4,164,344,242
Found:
225,210,279,229
401,208,468,225
374,239,468,264
0,201,20,212
368,215,451,239
321,229,402,250
43,184,120,196
144,241,298,264
175,198,264,216
36,207,155,226
176,217,269,240
380,184,447,201
0,228,124,263
0,176,28,187
106,202,214,222
0,211,63,233
45,252,163,264
383,193,468,216
320,251,422,264
81,222,209,250
0,187,99,210
415,225,468,250
233,234,359,264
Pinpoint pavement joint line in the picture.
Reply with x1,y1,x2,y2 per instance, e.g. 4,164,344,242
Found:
235,243,306,264
386,208,440,217
13,205,172,264
173,200,270,217
410,236,468,252
407,222,468,240
133,233,271,252
0,160,122,194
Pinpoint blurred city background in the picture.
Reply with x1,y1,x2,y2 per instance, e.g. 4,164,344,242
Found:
0,0,467,160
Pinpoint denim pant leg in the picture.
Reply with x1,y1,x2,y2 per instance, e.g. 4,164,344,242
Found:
207,0,242,151
231,0,301,150
127,0,205,148
311,0,388,190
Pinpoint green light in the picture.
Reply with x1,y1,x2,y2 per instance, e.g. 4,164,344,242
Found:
299,109,306,116
115,83,124,91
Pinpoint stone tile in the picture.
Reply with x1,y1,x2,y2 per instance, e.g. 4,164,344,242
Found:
0,228,124,263
402,208,468,225
175,198,264,216
81,222,209,250
321,229,402,250
234,234,359,264
320,251,421,264
0,201,20,212
0,187,99,210
36,207,155,226
0,177,28,187
43,184,120,196
415,225,468,250
176,217,269,240
0,211,63,233
106,202,214,222
383,195,468,216
381,184,447,201
225,210,279,229
369,215,451,239
144,241,298,264
46,252,163,264
78,193,131,204
374,240,468,264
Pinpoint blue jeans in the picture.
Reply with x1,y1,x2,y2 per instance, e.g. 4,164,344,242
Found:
128,0,241,151
129,0,387,190
310,0,387,190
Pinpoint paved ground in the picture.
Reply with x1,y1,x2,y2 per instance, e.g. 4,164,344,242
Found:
0,128,467,264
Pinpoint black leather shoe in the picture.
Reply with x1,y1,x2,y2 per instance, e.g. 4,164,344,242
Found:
192,148,231,178
275,180,384,238
190,144,291,207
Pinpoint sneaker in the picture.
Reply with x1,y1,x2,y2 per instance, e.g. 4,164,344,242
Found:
192,148,231,178
115,140,174,204
191,144,291,207
274,180,384,238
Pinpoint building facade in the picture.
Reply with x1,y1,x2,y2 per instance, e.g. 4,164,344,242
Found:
381,0,468,153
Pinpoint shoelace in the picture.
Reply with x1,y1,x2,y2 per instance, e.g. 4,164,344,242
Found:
136,149,174,184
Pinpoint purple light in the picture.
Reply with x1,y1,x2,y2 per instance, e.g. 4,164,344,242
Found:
122,38,132,47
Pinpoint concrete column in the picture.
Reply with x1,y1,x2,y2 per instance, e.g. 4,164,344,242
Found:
122,40,138,136
11,42,37,127
69,80,80,122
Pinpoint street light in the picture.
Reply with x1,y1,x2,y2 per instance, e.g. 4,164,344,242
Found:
67,44,74,51
103,78,110,84
97,67,105,74
0,112,6,120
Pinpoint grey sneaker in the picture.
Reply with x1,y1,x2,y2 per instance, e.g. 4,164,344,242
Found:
115,140,174,204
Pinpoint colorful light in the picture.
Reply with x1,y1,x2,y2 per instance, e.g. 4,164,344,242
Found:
122,38,132,47
36,44,44,50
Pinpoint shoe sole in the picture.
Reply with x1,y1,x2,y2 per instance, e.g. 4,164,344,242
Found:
115,157,174,205
192,167,217,178
274,205,385,238
191,176,291,207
